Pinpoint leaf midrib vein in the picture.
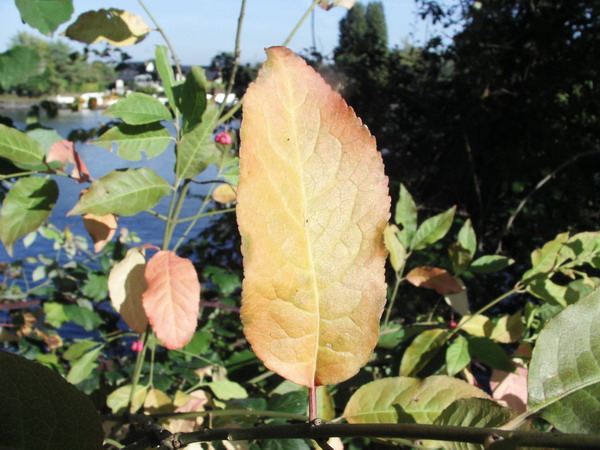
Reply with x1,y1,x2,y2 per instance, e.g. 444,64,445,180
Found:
281,66,321,385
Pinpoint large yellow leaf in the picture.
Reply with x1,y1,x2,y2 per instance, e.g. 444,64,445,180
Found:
237,47,390,387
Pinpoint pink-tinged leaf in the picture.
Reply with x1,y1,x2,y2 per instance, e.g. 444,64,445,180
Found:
490,362,528,413
82,213,118,252
142,251,201,349
237,47,390,387
108,247,148,333
406,266,463,295
167,389,210,432
47,140,91,183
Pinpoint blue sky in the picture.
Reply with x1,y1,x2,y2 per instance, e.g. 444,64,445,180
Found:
0,0,441,65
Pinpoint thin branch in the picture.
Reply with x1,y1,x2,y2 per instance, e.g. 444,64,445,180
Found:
217,101,243,126
0,171,41,181
176,207,235,224
163,422,600,448
143,210,168,221
136,0,183,78
496,149,600,253
283,0,321,47
218,0,247,117
463,133,483,228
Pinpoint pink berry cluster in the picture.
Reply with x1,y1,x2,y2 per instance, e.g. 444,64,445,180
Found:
215,131,233,146
131,340,144,352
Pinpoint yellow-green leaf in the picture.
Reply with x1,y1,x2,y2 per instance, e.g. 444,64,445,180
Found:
400,328,448,377
0,177,58,256
384,223,406,273
343,376,488,425
67,168,170,216
65,8,150,46
458,314,493,337
107,384,148,414
237,47,390,387
0,124,45,168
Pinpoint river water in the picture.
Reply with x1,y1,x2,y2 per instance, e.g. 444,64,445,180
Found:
0,108,218,266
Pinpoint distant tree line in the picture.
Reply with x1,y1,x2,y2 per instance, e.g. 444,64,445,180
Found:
326,0,600,264
3,32,116,96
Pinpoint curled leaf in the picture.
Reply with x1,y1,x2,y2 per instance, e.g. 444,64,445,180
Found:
406,266,463,295
142,251,201,349
47,140,91,182
83,213,118,253
319,0,357,10
108,247,148,333
212,184,237,204
237,47,390,387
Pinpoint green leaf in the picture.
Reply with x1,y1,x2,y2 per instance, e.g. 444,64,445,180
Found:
343,376,488,425
525,274,568,307
68,168,171,216
470,255,514,274
433,398,520,450
103,93,172,125
489,311,524,344
0,177,58,256
64,305,102,331
182,331,211,355
522,232,570,280
399,329,448,377
155,45,177,110
457,219,476,257
43,302,69,328
384,224,407,273
458,314,493,337
268,391,308,415
445,335,470,376
64,8,150,46
260,439,310,450
15,0,73,35
208,379,249,401
0,46,41,91
528,288,600,433
203,266,241,296
467,336,514,372
176,103,220,179
394,184,417,248
448,242,472,276
378,324,420,349
176,66,208,132
107,384,148,414
95,122,172,161
221,158,239,185
67,346,102,385
411,205,456,250
63,340,99,361
0,351,103,449
81,273,108,301
26,127,63,153
0,124,45,168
